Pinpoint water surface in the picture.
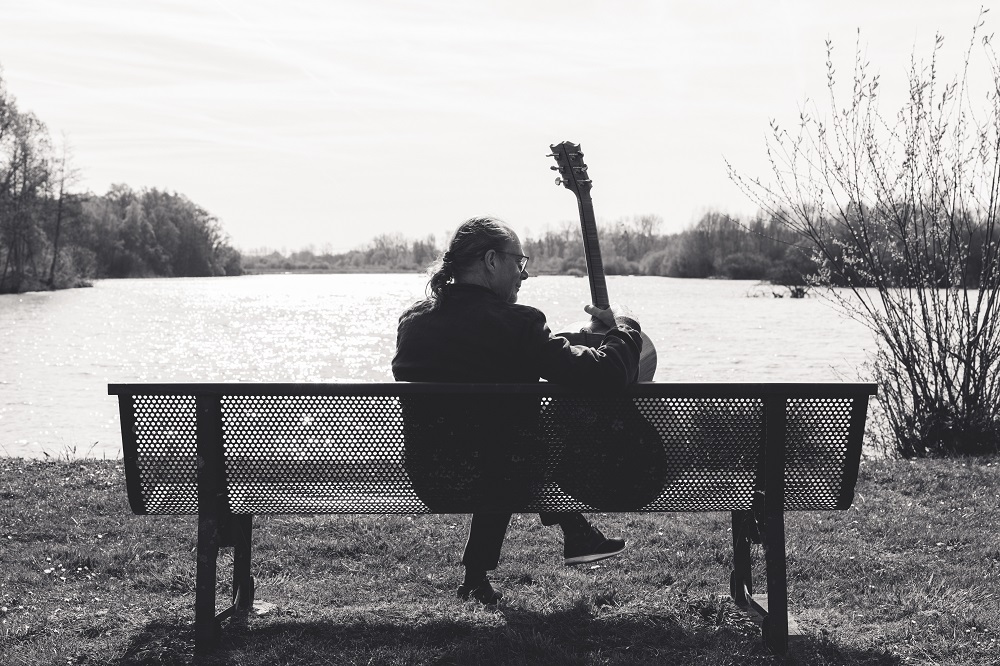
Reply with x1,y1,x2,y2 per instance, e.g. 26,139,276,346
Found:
0,274,872,458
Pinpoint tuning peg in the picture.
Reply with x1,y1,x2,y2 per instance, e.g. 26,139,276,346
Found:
554,177,564,186
550,166,562,172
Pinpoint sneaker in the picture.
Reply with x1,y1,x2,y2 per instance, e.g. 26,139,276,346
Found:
564,525,626,566
457,577,502,605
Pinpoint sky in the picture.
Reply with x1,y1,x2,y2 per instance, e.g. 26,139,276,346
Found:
0,1,994,253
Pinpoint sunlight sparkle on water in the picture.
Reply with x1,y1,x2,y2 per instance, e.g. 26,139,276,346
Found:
0,274,873,458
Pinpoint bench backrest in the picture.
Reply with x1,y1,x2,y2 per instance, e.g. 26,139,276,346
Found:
108,382,876,515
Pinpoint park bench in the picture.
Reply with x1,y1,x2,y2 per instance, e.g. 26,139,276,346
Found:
108,381,876,656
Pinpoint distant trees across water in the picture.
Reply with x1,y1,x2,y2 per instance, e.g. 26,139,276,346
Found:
243,212,821,294
0,71,242,294
247,203,1000,297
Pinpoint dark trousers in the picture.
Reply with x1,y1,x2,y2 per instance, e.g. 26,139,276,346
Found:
461,512,587,571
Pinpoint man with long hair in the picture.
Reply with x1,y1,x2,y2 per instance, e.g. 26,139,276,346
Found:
392,216,645,605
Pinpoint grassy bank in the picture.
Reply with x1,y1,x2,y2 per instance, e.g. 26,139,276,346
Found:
1,457,997,665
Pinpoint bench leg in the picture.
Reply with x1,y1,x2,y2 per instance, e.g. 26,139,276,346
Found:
729,510,754,605
195,511,221,654
232,515,254,610
729,505,791,655
194,513,254,657
194,393,226,656
762,508,789,654
759,395,789,655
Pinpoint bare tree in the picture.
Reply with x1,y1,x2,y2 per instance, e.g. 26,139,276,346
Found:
0,109,51,293
729,12,1000,456
46,135,79,287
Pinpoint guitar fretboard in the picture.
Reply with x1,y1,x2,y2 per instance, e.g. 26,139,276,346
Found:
575,191,610,309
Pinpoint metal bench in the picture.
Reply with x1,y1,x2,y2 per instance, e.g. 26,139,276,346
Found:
108,381,876,656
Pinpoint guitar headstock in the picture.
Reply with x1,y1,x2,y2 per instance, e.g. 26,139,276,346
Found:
548,141,592,199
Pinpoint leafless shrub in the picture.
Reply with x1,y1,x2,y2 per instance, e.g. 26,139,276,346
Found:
729,10,1000,457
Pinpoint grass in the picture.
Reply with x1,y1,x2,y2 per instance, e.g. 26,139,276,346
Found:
0,457,997,665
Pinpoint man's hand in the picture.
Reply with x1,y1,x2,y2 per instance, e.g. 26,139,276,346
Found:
584,303,639,330
584,304,618,329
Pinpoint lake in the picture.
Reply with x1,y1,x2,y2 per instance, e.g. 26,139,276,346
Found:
0,274,874,459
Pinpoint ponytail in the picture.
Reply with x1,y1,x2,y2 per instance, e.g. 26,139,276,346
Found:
427,252,456,300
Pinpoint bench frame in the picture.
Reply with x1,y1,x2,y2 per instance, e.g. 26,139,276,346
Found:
109,382,876,657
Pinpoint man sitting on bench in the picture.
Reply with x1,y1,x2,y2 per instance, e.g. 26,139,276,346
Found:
391,216,645,605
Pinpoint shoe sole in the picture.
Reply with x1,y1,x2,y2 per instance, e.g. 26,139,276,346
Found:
564,543,627,566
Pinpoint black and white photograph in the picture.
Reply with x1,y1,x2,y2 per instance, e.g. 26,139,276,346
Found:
1,2,997,664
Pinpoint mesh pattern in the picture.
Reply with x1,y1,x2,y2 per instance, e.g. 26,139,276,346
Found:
638,397,762,511
785,398,852,509
221,395,417,513
121,390,863,515
131,395,199,514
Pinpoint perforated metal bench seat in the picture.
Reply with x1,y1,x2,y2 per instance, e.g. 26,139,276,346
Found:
108,381,876,656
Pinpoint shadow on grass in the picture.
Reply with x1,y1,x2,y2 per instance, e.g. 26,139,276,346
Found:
110,604,902,666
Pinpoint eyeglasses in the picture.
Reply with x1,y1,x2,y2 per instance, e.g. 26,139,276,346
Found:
495,250,530,272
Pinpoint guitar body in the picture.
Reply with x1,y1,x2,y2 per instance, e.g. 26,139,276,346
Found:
548,141,658,382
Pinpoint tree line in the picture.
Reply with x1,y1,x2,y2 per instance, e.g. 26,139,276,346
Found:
243,211,822,294
247,202,999,297
0,70,241,294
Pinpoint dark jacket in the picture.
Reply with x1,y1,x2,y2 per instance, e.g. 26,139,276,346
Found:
391,283,643,385
391,282,649,510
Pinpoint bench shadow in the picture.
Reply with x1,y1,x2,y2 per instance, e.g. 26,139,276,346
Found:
110,604,901,666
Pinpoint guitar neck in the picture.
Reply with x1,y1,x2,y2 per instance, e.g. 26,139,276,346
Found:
576,193,610,309
549,139,657,380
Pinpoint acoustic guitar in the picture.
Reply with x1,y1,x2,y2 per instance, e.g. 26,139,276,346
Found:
544,141,668,508
548,141,658,381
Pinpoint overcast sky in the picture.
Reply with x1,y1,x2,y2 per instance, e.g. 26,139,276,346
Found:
0,1,993,252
